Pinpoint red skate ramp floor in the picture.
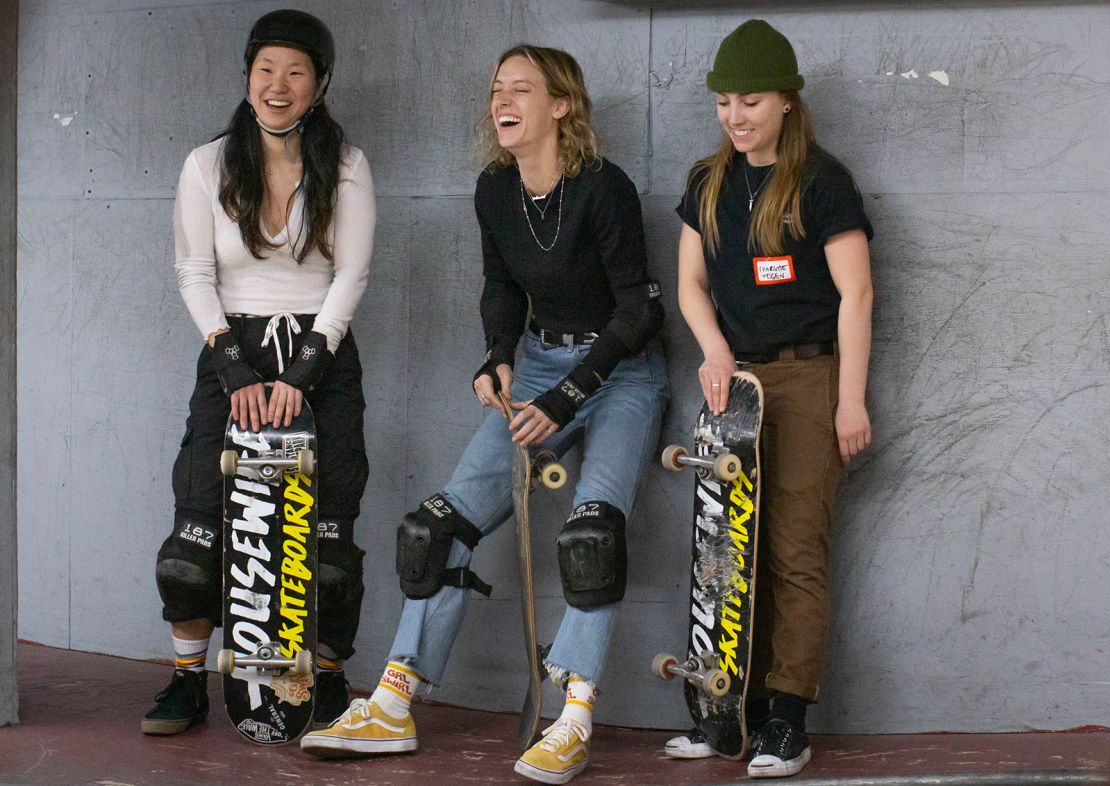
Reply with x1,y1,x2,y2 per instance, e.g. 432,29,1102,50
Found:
0,643,1107,786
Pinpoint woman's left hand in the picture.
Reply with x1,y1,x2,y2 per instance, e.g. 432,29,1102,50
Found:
509,400,559,446
835,400,871,464
267,380,304,429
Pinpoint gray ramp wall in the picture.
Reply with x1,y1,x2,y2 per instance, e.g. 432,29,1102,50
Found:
16,1,1110,732
1,0,19,729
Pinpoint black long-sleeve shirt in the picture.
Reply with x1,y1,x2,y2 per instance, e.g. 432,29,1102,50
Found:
475,158,662,379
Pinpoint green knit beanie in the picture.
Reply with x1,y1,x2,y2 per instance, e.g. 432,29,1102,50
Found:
706,20,804,94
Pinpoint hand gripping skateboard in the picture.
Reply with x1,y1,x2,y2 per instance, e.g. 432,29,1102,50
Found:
654,371,763,758
503,398,568,751
217,399,319,745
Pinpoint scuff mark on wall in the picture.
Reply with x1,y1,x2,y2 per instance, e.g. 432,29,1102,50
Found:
52,112,75,127
928,70,951,86
650,61,675,89
901,69,919,79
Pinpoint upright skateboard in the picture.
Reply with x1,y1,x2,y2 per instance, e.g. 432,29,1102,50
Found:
654,371,763,758
217,400,319,745
510,429,566,751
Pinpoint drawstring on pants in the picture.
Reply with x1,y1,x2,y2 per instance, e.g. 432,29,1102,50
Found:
261,312,301,374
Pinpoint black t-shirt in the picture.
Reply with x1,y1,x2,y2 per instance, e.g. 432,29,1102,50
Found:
476,157,659,377
677,148,873,354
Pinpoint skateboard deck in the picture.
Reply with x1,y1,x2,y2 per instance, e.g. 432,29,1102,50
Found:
655,371,763,758
217,402,319,745
511,437,566,752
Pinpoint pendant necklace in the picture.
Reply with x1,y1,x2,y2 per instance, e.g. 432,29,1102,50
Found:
522,171,560,221
744,158,774,212
519,172,565,252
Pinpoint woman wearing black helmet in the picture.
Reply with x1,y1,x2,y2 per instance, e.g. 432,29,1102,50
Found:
141,9,374,736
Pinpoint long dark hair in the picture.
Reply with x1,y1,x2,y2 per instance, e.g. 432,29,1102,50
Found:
216,99,346,262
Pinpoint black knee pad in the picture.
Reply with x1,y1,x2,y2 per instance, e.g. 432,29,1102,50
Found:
557,501,627,609
396,494,492,599
317,533,364,610
156,511,221,620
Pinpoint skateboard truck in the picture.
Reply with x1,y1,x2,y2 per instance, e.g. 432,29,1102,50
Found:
652,652,731,698
219,448,315,481
661,445,743,482
217,644,313,676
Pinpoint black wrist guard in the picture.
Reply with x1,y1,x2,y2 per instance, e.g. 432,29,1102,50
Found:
473,350,505,395
211,331,261,395
531,366,602,429
277,331,333,393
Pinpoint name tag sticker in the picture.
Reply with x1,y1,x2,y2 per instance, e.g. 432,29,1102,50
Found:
753,256,796,285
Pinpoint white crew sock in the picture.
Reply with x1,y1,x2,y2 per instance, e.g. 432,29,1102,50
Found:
370,661,422,718
557,675,598,738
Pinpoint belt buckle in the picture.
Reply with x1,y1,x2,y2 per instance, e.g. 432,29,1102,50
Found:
540,329,560,350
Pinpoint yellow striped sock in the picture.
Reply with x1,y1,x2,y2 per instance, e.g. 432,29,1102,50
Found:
371,661,423,718
559,675,598,736
172,635,209,672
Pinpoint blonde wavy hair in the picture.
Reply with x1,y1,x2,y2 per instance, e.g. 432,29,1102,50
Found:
690,91,816,257
475,44,601,176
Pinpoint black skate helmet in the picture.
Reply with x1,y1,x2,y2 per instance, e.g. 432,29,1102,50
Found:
245,9,335,80
243,9,335,136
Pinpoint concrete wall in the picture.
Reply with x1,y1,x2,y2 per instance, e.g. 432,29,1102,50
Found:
16,0,1110,733
1,0,19,729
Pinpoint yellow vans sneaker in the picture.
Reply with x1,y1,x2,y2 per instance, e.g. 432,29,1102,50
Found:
299,698,417,757
514,718,590,784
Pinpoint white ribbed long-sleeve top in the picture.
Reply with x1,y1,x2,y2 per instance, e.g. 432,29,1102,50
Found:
173,138,375,352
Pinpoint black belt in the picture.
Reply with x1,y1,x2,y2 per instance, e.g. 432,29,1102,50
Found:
529,320,599,349
735,341,836,364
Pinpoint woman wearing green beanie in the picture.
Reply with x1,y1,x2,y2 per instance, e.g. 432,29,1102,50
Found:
671,19,874,778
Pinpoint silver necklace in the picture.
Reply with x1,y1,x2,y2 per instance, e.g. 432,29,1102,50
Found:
743,159,774,212
519,173,564,252
522,172,559,220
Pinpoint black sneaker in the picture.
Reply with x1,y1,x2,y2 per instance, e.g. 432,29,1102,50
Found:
747,718,811,778
746,696,771,737
313,670,350,730
141,669,209,735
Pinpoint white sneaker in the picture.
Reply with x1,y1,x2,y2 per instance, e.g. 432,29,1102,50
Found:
664,728,715,759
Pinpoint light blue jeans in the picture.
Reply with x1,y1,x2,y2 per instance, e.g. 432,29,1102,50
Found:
388,331,669,685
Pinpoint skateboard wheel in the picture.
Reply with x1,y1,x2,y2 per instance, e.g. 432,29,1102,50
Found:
661,445,687,472
297,449,315,476
651,653,679,681
217,649,236,675
713,453,741,481
219,450,238,476
539,461,567,490
705,669,731,697
294,649,313,676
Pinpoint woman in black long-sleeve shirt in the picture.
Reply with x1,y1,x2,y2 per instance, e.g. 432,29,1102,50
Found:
302,44,668,785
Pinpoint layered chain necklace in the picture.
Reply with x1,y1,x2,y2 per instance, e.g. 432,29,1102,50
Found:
743,159,774,212
519,171,565,252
